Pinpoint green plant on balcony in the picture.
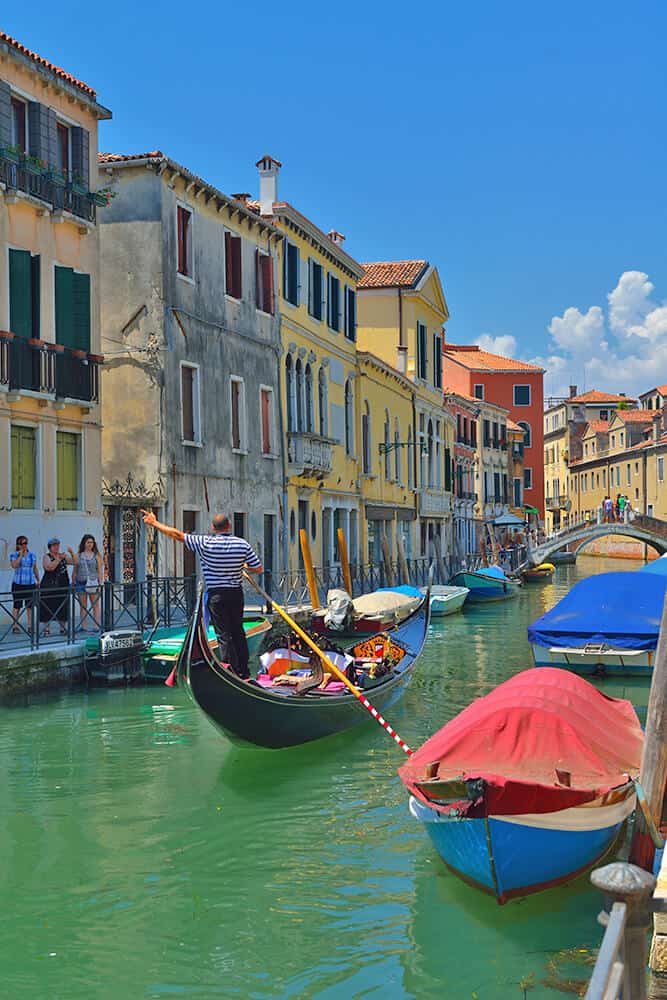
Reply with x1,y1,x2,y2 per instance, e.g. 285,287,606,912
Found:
70,172,88,196
22,153,47,176
88,186,115,207
1,143,23,164
46,166,68,187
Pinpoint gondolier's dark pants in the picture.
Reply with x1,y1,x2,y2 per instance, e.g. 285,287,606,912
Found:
207,586,250,679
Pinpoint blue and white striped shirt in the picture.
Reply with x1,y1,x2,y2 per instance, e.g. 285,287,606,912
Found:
184,533,261,589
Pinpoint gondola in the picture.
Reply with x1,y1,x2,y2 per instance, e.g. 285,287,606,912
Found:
176,586,430,749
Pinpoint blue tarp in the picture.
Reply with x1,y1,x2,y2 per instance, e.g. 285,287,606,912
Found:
479,565,511,581
639,556,667,576
527,572,667,650
378,585,424,599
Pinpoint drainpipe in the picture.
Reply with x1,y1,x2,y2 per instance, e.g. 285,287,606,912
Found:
278,315,289,577
398,288,404,348
171,460,177,575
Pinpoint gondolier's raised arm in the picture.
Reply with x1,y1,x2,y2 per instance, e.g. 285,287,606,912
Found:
141,510,185,542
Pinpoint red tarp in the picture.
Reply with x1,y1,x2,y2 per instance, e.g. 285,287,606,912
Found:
399,668,643,816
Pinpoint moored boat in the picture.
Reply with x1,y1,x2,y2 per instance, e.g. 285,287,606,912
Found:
311,585,424,637
450,565,519,603
399,668,642,903
422,584,469,617
177,586,430,748
528,572,667,677
521,562,555,582
143,616,272,682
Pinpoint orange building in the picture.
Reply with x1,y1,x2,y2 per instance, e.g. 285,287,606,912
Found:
442,345,545,518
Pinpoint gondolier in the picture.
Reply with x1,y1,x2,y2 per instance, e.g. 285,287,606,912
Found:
141,511,263,678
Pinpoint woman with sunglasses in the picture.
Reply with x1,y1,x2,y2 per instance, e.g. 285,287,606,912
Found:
10,535,39,634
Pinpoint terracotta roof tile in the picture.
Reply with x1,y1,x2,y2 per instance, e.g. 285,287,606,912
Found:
443,344,544,373
359,260,428,289
569,389,637,404
584,420,610,434
99,151,164,163
0,31,96,98
506,418,523,432
615,409,653,423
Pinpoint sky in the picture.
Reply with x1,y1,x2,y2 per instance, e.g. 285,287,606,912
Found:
5,2,667,398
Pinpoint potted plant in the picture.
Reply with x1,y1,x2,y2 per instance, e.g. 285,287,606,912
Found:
70,173,88,196
89,186,114,207
22,153,46,176
46,166,68,188
0,143,22,164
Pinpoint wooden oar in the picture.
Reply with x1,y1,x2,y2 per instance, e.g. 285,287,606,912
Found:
243,572,414,755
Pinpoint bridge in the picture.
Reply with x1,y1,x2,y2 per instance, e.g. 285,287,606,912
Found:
522,513,667,569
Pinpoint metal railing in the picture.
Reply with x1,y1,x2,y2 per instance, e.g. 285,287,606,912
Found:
0,153,96,223
3,335,100,402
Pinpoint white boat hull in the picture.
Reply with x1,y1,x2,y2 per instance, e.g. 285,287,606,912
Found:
422,585,469,617
530,643,653,677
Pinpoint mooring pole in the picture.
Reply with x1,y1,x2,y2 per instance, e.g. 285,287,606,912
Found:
590,862,655,999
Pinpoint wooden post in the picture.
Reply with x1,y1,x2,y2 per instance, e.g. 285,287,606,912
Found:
337,528,353,596
433,532,447,585
589,861,655,999
299,528,320,610
631,590,667,871
397,536,410,585
381,534,395,587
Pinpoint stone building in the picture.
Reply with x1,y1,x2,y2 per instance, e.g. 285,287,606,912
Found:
97,151,284,582
0,32,110,589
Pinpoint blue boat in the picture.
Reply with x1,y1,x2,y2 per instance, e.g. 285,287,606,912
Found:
528,572,667,676
450,564,519,603
399,669,642,903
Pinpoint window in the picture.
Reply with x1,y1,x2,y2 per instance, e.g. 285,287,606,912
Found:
659,458,665,483
180,363,201,444
230,376,246,451
635,487,640,500
233,512,246,538
344,286,356,341
513,384,531,406
417,322,428,380
10,249,40,341
362,402,371,474
11,97,27,151
474,384,484,400
611,434,616,448
600,409,609,421
55,265,90,351
285,355,295,432
407,424,414,489
524,467,533,489
11,425,37,509
635,462,639,475
444,447,452,492
384,411,391,479
513,477,522,507
602,469,607,487
309,260,324,320
255,251,274,314
177,206,192,278
284,241,300,306
344,379,354,456
433,333,442,388
318,368,328,437
394,419,401,482
328,275,341,331
305,364,314,433
620,432,624,445
626,464,631,486
56,122,70,175
56,431,80,510
483,419,491,447
471,421,477,447
225,231,242,298
260,386,274,455
295,359,304,431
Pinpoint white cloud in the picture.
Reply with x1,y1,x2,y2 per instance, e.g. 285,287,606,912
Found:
477,333,518,358
607,270,654,334
548,305,605,356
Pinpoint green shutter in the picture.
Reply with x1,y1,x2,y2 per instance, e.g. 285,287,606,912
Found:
9,249,32,339
31,255,40,339
55,265,74,347
57,432,79,509
72,272,91,351
11,426,36,508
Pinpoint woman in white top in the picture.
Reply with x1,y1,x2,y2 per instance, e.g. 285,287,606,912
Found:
71,534,104,631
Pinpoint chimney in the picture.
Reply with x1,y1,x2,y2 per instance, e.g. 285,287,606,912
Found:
569,385,578,398
328,229,346,245
653,413,661,442
256,154,282,215
231,192,251,205
397,346,407,374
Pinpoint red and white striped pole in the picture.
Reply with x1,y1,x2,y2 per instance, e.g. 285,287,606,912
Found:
358,693,413,754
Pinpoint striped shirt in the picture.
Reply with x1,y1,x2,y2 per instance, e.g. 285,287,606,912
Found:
11,551,37,586
184,533,261,589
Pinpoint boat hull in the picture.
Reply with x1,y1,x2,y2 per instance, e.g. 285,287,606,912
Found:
530,643,654,677
450,571,519,603
424,586,469,617
409,793,634,903
143,618,271,683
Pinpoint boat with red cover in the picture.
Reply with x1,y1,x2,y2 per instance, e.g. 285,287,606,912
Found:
399,668,642,903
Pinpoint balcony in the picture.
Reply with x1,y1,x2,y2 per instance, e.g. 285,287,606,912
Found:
287,432,333,477
512,442,525,459
455,490,477,502
456,436,475,448
0,152,96,224
420,492,452,516
0,332,100,403
546,494,569,512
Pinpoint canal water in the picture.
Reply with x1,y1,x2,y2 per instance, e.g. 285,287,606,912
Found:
0,556,650,999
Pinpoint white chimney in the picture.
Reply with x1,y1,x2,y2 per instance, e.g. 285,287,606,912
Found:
397,346,407,374
328,229,346,245
256,154,281,215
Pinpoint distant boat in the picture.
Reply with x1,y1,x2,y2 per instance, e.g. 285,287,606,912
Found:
528,571,667,676
399,668,642,903
450,565,519,603
422,584,469,617
311,585,424,637
522,562,555,582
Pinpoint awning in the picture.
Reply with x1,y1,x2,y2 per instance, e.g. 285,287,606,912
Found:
487,513,526,527
365,505,394,521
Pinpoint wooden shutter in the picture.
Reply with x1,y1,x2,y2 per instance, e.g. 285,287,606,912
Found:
11,425,36,508
55,265,74,347
261,254,273,313
9,249,32,340
177,207,190,276
226,234,242,298
231,381,240,449
181,366,195,441
261,389,271,454
0,81,11,147
71,126,89,186
28,102,56,165
57,432,79,510
72,272,91,351
444,448,452,492
255,249,261,309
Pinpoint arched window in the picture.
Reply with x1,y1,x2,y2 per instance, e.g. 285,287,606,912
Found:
295,358,304,431
285,355,295,432
435,420,442,489
407,424,414,489
344,379,354,456
362,401,371,474
427,419,434,487
318,368,328,437
394,418,401,483
384,410,391,480
518,421,531,448
305,364,314,432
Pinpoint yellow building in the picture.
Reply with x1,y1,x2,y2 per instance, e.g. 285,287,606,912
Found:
357,260,455,567
251,156,365,573
356,351,416,567
0,33,111,588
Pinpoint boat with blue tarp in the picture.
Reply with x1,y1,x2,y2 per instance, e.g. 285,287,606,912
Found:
399,668,642,903
528,571,667,676
450,564,519,603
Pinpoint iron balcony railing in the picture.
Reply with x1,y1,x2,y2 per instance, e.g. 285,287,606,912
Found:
0,153,96,223
2,333,100,403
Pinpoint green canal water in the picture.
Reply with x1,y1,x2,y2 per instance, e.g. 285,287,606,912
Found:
0,556,651,999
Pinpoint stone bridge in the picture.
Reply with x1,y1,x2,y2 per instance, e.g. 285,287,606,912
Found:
522,514,667,569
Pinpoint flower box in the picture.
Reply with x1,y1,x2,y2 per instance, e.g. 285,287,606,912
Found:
70,176,89,196
1,145,22,164
22,155,46,176
89,190,109,207
46,169,67,188
71,349,88,360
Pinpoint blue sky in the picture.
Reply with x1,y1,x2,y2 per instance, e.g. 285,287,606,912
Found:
6,2,667,396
